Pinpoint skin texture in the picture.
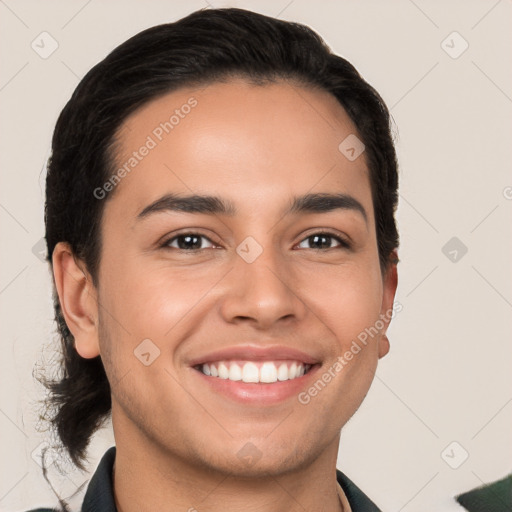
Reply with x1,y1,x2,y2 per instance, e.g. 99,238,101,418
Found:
53,78,398,512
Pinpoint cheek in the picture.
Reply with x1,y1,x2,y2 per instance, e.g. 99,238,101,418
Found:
101,256,221,343
297,260,383,350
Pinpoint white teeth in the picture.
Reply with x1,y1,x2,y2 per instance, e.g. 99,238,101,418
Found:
242,362,259,383
277,363,288,381
260,362,278,383
199,360,311,383
228,363,242,381
218,362,229,379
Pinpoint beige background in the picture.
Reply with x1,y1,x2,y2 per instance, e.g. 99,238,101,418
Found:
1,1,511,511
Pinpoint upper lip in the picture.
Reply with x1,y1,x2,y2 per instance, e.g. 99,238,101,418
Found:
188,345,321,367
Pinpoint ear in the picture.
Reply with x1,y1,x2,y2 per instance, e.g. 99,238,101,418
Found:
378,249,399,359
52,242,100,359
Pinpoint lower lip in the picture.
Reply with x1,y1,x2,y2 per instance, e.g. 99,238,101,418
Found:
191,364,321,405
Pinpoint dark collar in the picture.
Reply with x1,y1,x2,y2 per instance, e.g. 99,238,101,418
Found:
81,447,117,512
82,446,382,512
335,469,382,511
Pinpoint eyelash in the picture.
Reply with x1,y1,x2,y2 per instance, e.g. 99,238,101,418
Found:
160,231,351,252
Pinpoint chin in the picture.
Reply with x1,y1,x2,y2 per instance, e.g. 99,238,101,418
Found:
196,439,318,479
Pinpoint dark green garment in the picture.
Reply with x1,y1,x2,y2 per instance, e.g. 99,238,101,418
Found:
456,474,512,512
27,446,382,511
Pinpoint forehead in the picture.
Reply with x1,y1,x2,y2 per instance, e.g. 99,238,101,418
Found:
106,78,372,221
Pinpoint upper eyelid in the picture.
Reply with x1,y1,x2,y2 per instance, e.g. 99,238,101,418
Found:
299,228,351,245
161,230,219,247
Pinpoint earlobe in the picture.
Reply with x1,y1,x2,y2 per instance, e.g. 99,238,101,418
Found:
378,334,390,358
52,242,100,359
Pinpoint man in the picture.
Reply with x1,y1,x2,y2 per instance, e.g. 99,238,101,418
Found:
32,7,399,511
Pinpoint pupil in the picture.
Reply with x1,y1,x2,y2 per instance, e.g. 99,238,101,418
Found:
310,234,330,249
178,235,201,250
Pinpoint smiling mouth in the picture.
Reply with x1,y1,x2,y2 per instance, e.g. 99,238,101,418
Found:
194,359,314,384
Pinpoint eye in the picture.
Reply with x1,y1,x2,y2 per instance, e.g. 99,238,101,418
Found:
160,231,350,252
162,232,216,251
296,232,350,250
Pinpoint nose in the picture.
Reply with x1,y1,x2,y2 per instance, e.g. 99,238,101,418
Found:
218,241,307,330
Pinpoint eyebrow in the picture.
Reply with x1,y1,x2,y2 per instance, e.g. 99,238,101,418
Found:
136,192,368,223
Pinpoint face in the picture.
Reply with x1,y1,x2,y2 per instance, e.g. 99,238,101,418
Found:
81,78,397,476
